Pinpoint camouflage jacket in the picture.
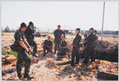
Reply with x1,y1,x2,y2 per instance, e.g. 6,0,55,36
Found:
54,29,65,41
25,26,35,40
72,34,81,48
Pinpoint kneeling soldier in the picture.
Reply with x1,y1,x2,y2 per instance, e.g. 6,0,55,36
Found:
43,36,53,56
57,36,68,59
14,22,32,79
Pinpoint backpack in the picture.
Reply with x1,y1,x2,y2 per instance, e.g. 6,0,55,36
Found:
10,43,18,52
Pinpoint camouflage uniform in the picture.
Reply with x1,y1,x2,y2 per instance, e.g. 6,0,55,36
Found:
71,34,81,66
25,26,37,56
14,29,31,78
84,32,96,63
57,40,67,56
43,40,52,56
54,29,65,53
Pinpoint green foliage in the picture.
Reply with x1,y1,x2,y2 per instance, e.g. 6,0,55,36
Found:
2,50,17,58
2,51,8,55
9,51,17,58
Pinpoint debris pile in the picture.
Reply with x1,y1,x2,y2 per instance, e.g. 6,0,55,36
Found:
2,55,17,65
46,52,55,58
98,60,118,75
45,59,57,69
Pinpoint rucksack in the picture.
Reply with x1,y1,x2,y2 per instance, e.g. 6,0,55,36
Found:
10,43,18,52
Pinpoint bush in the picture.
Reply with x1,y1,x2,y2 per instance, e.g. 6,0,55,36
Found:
2,50,17,58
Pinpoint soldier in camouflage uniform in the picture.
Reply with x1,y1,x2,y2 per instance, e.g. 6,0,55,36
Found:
94,30,98,40
54,25,65,54
25,21,37,57
83,34,88,47
71,28,81,67
14,23,32,79
43,36,53,56
83,28,96,64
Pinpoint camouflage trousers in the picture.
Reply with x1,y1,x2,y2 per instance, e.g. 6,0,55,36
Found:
27,39,37,55
71,47,80,65
43,45,52,54
54,40,61,53
16,50,31,77
83,46,96,63
57,48,67,56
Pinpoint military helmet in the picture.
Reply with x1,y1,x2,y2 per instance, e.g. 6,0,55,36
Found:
20,22,27,28
89,27,94,30
57,25,61,27
76,28,80,31
94,30,97,33
29,21,34,26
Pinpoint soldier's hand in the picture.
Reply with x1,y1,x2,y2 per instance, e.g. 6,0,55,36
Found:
70,45,73,51
71,45,73,49
25,48,29,52
29,48,32,52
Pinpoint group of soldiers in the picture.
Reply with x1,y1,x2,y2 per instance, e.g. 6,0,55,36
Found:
13,22,98,79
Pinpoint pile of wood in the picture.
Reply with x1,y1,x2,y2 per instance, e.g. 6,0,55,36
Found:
2,55,16,65
45,60,57,69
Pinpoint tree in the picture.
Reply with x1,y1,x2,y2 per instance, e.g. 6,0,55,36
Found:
4,26,10,32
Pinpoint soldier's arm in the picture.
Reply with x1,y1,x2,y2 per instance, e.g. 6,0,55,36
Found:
19,41,29,52
24,40,31,49
50,41,53,48
62,30,65,37
54,30,57,37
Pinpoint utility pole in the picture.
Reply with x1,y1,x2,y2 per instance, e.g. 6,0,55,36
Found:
101,1,105,40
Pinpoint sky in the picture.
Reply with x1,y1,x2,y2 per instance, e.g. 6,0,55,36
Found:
1,1,118,32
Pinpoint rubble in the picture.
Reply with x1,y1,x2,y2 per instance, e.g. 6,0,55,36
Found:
45,59,57,69
2,55,17,65
2,33,118,81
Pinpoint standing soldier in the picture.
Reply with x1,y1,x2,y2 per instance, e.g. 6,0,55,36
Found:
14,22,32,79
84,28,96,64
25,21,37,57
43,36,53,56
71,28,81,67
94,30,98,40
54,25,65,54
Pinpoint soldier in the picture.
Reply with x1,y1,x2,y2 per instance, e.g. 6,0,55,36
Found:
14,22,32,79
25,21,37,57
71,28,81,67
84,28,96,64
54,25,65,54
83,34,88,47
57,36,68,59
43,36,53,56
94,30,98,40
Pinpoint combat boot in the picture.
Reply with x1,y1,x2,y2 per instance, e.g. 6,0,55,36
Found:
24,74,32,79
18,73,22,79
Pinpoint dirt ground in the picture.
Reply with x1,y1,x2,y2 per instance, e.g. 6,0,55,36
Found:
2,32,118,81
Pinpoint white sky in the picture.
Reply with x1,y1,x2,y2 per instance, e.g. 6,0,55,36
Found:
1,1,118,31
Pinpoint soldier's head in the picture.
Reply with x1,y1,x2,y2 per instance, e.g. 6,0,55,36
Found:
76,28,80,34
47,36,51,41
84,34,87,39
89,28,94,33
20,22,27,32
29,21,34,28
61,35,65,41
57,25,61,30
94,30,97,35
